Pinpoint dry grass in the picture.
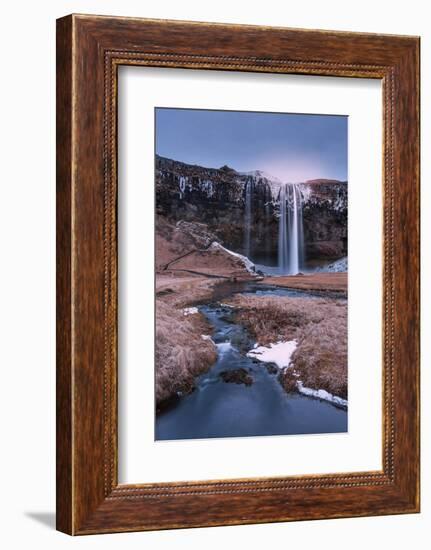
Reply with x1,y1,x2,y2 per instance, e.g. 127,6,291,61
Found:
155,301,217,405
260,272,347,294
292,312,347,398
156,273,218,309
228,295,347,399
156,215,254,279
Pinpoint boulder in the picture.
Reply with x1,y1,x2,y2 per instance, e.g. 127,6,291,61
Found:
220,368,254,386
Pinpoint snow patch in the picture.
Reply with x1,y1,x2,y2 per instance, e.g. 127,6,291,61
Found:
209,242,256,274
297,183,312,203
297,381,348,408
239,171,284,199
247,340,297,369
183,307,198,316
239,170,282,183
315,257,348,273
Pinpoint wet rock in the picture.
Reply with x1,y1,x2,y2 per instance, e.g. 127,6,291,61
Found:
265,364,278,375
278,370,298,393
156,288,174,297
218,309,235,323
220,368,253,386
228,331,252,351
219,316,234,324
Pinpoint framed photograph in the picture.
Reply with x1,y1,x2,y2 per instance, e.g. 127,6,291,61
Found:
56,14,420,534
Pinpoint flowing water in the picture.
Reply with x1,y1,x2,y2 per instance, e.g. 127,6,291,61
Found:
278,183,304,275
155,286,347,441
244,178,252,259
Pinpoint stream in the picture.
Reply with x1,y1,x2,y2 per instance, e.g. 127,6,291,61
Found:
155,286,347,441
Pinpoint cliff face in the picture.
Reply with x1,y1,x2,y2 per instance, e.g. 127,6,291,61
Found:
156,155,347,264
301,180,348,260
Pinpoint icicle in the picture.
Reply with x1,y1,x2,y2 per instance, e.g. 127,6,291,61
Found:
178,176,186,199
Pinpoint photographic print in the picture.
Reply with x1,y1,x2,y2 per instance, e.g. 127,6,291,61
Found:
155,107,348,440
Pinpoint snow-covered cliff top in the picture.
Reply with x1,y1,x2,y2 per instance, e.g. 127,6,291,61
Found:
156,155,347,207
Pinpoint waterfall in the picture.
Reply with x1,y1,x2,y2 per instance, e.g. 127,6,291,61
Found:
178,176,186,199
278,184,288,273
278,183,304,275
264,195,271,264
244,178,252,258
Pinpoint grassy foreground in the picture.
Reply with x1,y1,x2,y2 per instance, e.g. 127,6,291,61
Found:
155,300,217,406
226,294,347,399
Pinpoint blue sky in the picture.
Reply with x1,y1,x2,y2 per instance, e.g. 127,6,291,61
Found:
155,108,347,183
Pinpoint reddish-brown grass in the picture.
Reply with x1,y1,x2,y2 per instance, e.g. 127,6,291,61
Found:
260,272,347,294
155,301,217,405
228,295,347,399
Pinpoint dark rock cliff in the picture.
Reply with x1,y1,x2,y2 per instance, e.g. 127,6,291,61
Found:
155,155,347,265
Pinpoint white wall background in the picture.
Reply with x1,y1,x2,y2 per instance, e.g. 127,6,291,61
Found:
0,0,428,548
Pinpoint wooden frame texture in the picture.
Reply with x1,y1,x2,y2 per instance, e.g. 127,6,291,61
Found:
56,14,420,535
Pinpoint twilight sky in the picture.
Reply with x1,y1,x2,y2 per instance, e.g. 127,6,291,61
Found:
155,108,348,183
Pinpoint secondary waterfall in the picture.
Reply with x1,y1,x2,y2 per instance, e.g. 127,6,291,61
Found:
244,178,252,258
278,183,304,275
